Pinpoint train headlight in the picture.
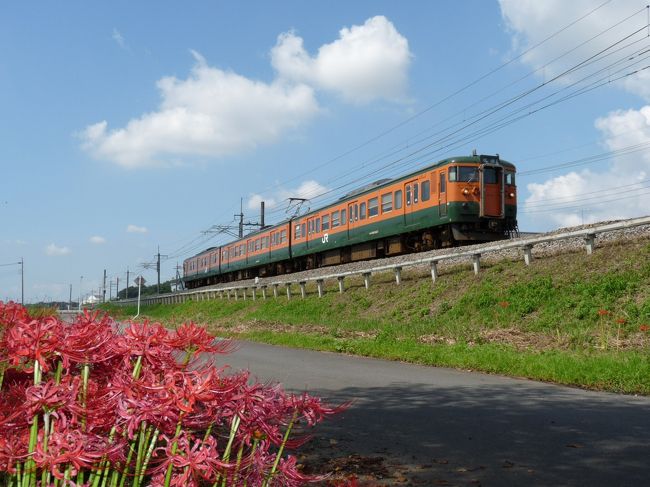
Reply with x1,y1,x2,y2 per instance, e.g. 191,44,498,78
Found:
462,188,470,195
509,192,515,198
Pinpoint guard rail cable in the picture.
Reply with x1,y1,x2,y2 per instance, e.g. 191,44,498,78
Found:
113,215,650,306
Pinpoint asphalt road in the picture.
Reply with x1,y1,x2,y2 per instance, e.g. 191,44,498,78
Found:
223,341,650,486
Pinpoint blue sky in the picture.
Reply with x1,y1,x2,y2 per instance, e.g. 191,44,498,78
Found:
2,0,650,302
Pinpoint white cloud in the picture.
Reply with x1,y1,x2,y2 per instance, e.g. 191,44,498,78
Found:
499,0,650,100
525,106,650,227
89,235,106,244
81,51,319,168
247,179,329,213
45,243,71,256
499,0,650,227
126,224,148,234
271,16,412,104
81,16,412,168
112,28,127,50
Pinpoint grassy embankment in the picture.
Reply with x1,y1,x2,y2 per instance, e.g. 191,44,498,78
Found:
105,237,650,394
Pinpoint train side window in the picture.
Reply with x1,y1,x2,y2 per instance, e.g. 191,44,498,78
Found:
354,204,358,221
448,166,457,182
295,224,301,239
440,173,446,193
316,218,321,232
255,239,260,251
281,229,287,242
506,172,515,185
308,220,313,235
360,202,367,219
301,223,306,238
332,211,340,227
241,244,245,254
414,183,419,203
381,193,392,213
341,209,346,224
368,197,379,217
421,181,430,201
406,185,411,206
322,214,330,230
395,190,403,209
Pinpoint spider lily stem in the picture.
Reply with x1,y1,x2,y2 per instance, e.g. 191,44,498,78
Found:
263,410,298,487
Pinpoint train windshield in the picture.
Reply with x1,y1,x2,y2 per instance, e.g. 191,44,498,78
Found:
449,166,479,183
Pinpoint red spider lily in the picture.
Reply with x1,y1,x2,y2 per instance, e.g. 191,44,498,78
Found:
640,324,649,332
60,309,118,365
114,320,176,370
274,455,329,486
498,301,510,308
149,432,232,485
24,377,79,416
0,305,344,486
166,322,236,358
32,428,123,480
0,301,30,328
615,318,627,325
597,309,610,316
286,392,350,427
5,315,63,372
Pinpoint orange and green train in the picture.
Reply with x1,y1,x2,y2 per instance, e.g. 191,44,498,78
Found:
183,153,517,288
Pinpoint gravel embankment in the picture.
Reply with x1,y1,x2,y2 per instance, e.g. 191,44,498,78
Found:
197,218,650,290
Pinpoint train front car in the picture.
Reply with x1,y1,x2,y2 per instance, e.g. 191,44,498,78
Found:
444,154,517,243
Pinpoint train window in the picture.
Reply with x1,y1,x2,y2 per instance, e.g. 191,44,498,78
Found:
341,209,346,224
368,197,379,217
395,190,403,209
281,229,287,242
301,223,306,238
381,193,392,213
440,173,446,193
332,211,340,227
241,244,245,254
458,166,479,182
448,166,457,182
316,218,321,232
506,172,515,185
406,185,411,206
308,220,313,235
322,214,330,230
360,202,367,219
414,183,419,203
354,204,358,221
255,239,260,251
421,181,430,201
295,224,301,239
483,167,498,184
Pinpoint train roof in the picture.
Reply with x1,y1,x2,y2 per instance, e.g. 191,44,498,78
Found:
185,154,515,261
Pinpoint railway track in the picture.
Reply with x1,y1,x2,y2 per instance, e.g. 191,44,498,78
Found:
116,215,650,305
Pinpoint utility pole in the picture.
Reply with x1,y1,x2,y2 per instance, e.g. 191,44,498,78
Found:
102,269,107,303
116,277,120,300
142,247,167,294
237,198,244,238
157,247,161,294
68,284,72,310
126,268,130,299
109,280,113,300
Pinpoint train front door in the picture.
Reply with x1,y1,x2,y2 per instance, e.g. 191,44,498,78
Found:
404,180,418,226
480,164,504,217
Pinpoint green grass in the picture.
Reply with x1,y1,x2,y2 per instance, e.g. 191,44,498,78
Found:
104,238,650,395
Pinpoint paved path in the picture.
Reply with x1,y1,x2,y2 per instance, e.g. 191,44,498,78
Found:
224,341,650,486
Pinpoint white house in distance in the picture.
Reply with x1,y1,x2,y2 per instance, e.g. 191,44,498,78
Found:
82,294,102,305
